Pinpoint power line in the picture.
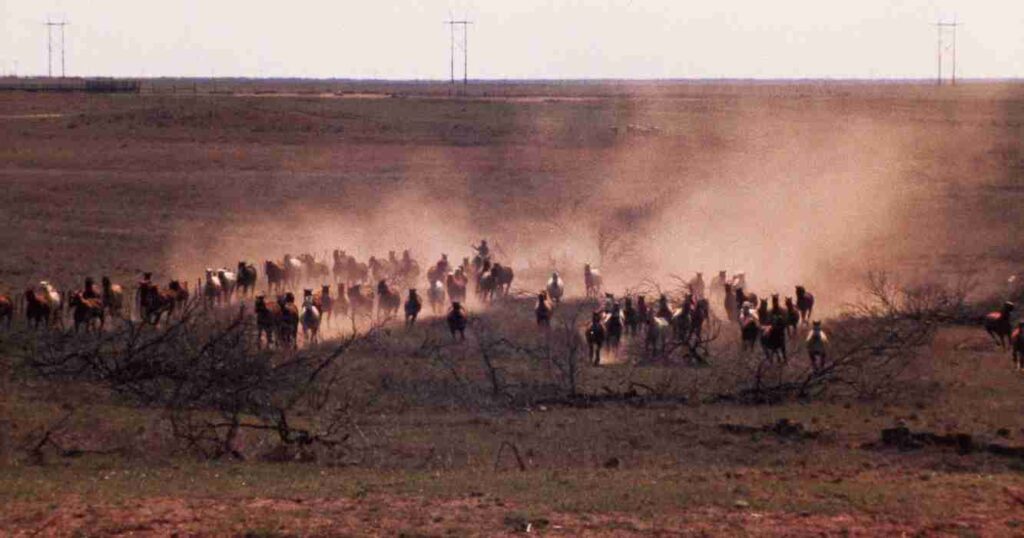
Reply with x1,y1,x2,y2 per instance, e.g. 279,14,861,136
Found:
445,18,472,94
43,18,70,78
935,17,960,86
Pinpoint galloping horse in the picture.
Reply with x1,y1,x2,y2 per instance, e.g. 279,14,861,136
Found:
535,292,553,328
447,302,468,341
301,293,322,345
604,304,624,354
404,289,422,326
795,286,815,325
806,321,829,371
584,264,603,299
427,279,446,315
376,280,402,318
760,316,788,364
984,301,1015,349
101,276,125,318
255,295,281,349
69,292,105,334
586,312,606,366
265,260,286,293
546,272,565,305
236,262,258,297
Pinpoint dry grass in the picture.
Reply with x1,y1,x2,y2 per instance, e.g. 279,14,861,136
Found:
2,81,1024,534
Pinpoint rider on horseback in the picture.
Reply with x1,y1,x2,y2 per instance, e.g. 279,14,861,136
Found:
472,239,491,262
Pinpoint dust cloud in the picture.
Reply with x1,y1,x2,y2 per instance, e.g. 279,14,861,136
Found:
162,88,1010,317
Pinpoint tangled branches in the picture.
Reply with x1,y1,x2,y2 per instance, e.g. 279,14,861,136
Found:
21,298,381,460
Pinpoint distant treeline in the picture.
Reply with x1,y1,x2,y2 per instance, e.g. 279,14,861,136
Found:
0,77,141,93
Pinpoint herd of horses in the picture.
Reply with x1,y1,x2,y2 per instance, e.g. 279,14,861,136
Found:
2,252,1022,371
536,269,830,368
0,245,512,350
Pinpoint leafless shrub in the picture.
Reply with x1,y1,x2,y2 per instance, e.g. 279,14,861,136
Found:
20,297,381,461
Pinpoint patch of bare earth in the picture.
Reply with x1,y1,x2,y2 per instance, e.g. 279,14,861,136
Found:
3,494,1021,536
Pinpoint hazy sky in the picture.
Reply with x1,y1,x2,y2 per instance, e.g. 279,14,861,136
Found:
1,1,1021,79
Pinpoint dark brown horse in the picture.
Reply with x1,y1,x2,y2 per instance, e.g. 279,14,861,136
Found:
377,280,402,318
795,286,815,324
265,260,286,293
404,289,422,327
586,311,606,366
101,276,125,318
0,294,12,329
277,293,300,349
237,262,258,297
24,289,53,329
1012,322,1024,371
69,292,105,333
985,302,1015,349
447,302,468,341
535,292,552,328
255,295,281,349
139,282,175,325
760,317,788,363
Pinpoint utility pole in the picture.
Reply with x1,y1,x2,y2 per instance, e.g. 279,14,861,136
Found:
935,17,960,86
44,18,70,78
445,18,472,94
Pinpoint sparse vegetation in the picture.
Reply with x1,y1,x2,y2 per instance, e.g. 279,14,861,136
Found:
2,81,1024,534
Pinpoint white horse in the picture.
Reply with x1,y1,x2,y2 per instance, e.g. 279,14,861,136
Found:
217,268,238,303
301,295,321,345
284,255,304,286
806,321,829,371
37,281,64,326
546,272,565,304
38,281,62,309
203,269,223,306
645,316,670,356
584,264,603,299
427,279,446,315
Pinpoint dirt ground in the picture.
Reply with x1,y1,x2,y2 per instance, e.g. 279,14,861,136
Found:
2,81,1024,535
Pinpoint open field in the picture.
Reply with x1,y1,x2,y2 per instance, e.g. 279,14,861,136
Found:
2,81,1024,535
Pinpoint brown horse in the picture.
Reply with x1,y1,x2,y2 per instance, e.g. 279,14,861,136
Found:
535,292,553,328
277,293,300,349
404,289,422,327
265,260,286,293
984,302,1015,349
317,285,334,326
255,295,281,349
101,276,125,318
69,292,105,333
376,280,402,318
168,280,190,309
0,294,12,329
347,284,374,319
237,262,258,297
139,282,175,325
24,289,54,329
447,302,468,341
1012,322,1024,371
784,297,800,336
586,311,606,366
795,286,815,324
760,317,788,364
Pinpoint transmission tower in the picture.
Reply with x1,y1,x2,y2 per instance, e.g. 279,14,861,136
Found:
935,17,960,85
445,18,472,94
44,18,70,78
